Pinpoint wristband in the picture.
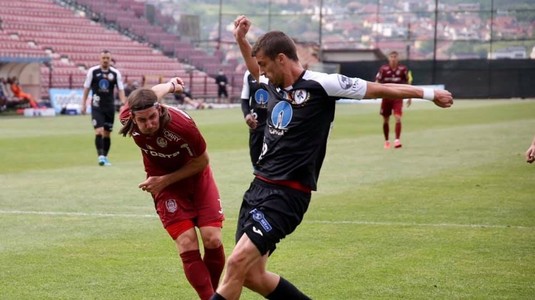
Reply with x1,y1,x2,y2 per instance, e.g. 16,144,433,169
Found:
422,88,435,101
169,81,176,93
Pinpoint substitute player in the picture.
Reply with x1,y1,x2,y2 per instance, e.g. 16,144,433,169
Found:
240,70,268,168
82,50,126,166
376,50,413,149
119,78,225,300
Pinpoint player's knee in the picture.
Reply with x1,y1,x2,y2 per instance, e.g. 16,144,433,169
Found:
225,250,249,276
202,233,222,248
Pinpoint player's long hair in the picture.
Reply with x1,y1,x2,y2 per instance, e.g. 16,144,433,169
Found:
252,31,299,62
119,88,170,137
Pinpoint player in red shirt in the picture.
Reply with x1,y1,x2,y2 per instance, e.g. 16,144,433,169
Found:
375,51,413,149
119,78,225,300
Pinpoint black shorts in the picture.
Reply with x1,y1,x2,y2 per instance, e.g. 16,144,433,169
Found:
235,177,311,256
91,107,115,131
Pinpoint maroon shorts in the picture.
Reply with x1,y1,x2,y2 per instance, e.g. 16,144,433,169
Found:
153,166,224,239
380,99,403,117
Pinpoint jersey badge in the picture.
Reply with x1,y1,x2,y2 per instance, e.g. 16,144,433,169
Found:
165,199,178,213
107,73,115,81
291,89,309,105
337,75,353,90
157,137,168,148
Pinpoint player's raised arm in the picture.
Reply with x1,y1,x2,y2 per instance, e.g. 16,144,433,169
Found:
365,82,453,108
233,15,260,81
150,77,185,100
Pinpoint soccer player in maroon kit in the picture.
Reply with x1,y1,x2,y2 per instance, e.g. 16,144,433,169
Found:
375,50,412,149
119,78,225,300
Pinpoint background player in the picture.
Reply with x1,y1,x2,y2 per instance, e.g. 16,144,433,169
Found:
174,86,211,109
119,78,226,300
240,70,268,168
375,50,413,149
82,50,126,166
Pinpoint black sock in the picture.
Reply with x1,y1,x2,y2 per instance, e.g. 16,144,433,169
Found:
266,277,311,300
102,137,111,156
210,292,226,300
95,135,103,156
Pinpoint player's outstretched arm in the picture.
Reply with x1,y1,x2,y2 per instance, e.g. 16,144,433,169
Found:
151,77,185,100
366,82,453,108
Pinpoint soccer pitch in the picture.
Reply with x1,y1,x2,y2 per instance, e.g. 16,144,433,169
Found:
1,99,534,299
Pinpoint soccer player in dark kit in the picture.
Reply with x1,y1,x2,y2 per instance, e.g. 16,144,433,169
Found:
82,50,126,166
119,78,225,300
240,70,268,168
210,15,454,300
376,50,413,149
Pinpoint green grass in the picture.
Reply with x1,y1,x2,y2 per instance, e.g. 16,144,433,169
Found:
1,100,534,299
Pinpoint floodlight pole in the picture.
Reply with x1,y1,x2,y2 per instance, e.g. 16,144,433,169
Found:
217,0,222,49
432,0,438,84
319,0,323,50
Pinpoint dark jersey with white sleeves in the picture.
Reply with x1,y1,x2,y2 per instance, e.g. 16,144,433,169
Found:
255,70,367,190
83,66,124,110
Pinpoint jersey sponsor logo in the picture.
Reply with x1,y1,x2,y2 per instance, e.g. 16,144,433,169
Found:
156,137,168,148
98,79,110,91
271,101,292,130
291,89,309,105
165,199,178,213
163,129,181,142
250,209,272,232
254,88,269,106
140,148,181,158
337,75,353,90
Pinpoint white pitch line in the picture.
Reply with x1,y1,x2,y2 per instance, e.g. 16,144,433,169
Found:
306,220,531,229
0,210,155,218
0,210,530,229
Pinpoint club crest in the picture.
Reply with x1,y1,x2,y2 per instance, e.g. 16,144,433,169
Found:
166,199,178,213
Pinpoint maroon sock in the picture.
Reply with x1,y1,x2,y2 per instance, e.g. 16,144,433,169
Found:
395,122,402,139
383,123,389,140
203,245,226,290
180,250,213,300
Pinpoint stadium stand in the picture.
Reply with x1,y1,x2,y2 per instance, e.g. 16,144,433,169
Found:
0,0,242,103
68,0,239,78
